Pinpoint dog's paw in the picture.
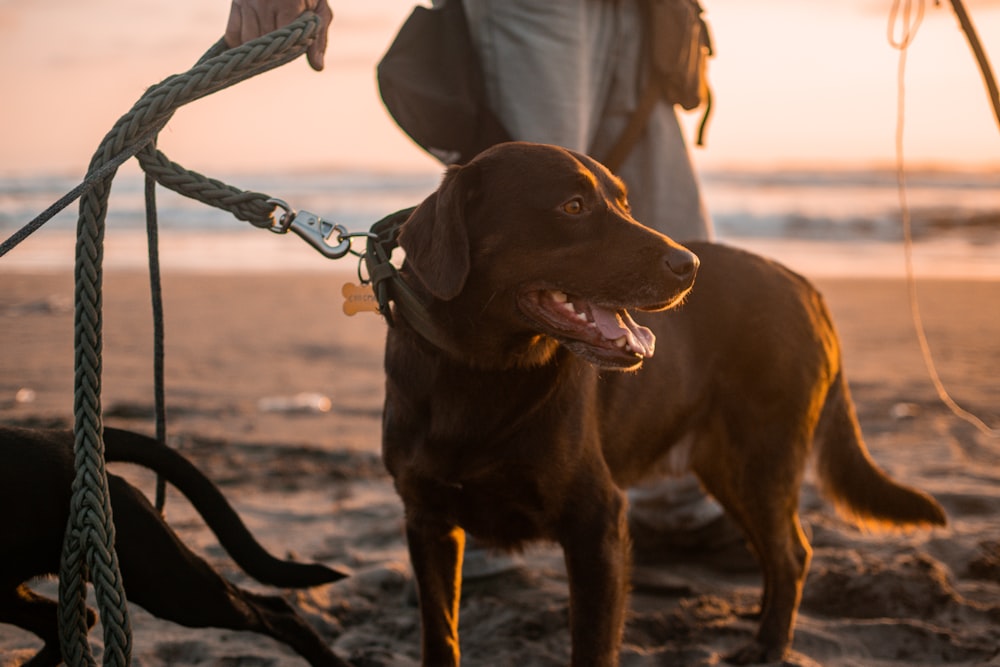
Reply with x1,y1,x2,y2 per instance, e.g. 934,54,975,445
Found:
725,645,822,667
723,640,788,665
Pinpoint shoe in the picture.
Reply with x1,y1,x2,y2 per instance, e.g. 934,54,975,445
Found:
626,475,758,573
462,536,524,580
629,511,759,573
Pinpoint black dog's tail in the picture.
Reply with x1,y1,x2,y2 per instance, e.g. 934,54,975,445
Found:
102,427,348,587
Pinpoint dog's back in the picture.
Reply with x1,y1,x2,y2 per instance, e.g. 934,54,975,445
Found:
599,241,945,529
598,242,840,488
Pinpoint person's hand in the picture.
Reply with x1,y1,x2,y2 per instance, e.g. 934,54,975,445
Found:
224,0,333,71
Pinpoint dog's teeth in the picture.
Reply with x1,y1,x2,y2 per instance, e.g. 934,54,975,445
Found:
614,336,627,348
550,290,589,322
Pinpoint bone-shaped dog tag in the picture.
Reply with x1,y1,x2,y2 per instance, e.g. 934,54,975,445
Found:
342,282,379,316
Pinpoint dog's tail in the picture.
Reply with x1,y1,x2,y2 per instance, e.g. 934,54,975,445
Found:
813,371,947,530
102,427,348,587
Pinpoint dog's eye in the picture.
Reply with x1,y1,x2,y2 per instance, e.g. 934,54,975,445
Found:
561,198,584,215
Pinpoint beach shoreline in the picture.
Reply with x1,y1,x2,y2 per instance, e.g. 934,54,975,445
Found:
3,227,1000,280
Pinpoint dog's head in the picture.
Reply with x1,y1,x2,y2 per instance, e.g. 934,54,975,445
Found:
398,141,698,371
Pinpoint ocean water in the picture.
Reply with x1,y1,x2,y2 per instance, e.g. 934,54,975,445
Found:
1,166,998,278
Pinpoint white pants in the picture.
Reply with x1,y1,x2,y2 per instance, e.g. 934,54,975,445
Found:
461,0,713,241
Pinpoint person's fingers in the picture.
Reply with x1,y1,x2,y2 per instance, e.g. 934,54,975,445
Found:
239,3,263,47
272,0,305,31
223,0,267,46
223,0,330,72
223,0,243,48
306,0,333,71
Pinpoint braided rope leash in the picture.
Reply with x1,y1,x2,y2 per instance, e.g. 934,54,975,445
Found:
57,15,320,665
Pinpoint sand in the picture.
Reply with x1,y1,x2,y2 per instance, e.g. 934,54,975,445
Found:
1,266,998,666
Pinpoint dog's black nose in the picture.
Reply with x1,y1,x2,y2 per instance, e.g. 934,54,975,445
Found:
665,247,699,283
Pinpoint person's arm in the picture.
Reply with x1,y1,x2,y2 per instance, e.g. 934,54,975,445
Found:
224,0,333,71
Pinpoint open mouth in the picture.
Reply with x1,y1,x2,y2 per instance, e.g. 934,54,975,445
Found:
518,289,657,367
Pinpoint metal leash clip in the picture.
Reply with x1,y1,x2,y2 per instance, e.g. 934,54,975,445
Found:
267,198,352,259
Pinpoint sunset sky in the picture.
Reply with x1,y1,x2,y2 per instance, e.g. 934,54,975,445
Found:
1,0,998,178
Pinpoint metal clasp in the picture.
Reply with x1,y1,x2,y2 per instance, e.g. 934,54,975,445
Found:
266,198,351,259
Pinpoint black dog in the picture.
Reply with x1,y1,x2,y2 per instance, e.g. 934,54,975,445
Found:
0,425,352,666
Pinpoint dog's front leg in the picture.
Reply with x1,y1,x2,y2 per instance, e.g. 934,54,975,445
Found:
559,478,631,667
407,516,465,667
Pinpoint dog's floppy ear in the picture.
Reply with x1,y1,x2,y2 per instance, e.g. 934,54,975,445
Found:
398,163,475,300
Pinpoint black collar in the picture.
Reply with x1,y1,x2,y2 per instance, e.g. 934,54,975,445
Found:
365,208,465,357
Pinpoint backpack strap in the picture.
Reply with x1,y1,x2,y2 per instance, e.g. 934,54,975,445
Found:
601,82,662,174
599,0,713,173
600,79,711,174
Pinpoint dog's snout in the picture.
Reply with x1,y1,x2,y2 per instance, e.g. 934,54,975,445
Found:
665,247,699,283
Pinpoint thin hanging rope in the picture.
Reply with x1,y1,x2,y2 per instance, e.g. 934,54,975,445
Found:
144,166,169,511
888,0,998,439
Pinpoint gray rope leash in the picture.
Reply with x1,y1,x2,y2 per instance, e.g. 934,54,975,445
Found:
136,144,276,227
57,14,320,666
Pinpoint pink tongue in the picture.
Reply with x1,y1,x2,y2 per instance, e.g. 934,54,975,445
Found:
591,307,656,357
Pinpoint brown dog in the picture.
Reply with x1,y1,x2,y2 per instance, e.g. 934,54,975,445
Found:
0,425,352,667
380,141,947,665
